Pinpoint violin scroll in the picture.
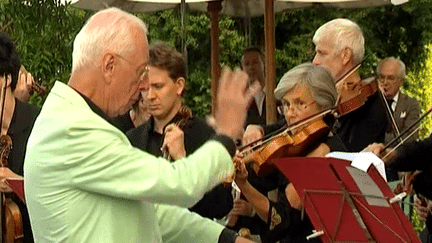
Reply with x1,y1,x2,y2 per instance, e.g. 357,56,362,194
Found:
0,135,12,168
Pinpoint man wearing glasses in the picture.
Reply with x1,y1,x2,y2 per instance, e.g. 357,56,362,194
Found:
24,7,255,243
378,57,420,182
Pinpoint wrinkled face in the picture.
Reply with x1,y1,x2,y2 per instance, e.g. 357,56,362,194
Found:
282,84,321,127
312,36,345,81
378,61,403,99
109,27,150,117
146,66,184,121
242,51,265,86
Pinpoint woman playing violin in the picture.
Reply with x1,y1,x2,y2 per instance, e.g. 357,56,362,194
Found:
234,63,346,243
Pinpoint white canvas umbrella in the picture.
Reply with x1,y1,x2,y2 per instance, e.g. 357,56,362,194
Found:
64,0,209,13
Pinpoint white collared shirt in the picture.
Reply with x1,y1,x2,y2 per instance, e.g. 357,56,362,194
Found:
390,91,400,112
253,85,266,116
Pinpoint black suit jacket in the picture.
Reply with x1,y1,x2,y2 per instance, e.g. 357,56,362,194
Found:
336,91,388,152
246,97,266,126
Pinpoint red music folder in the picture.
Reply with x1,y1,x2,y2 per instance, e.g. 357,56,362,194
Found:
6,178,25,204
274,157,420,243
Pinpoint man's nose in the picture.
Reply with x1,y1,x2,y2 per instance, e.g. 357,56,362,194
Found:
312,55,320,65
146,88,156,100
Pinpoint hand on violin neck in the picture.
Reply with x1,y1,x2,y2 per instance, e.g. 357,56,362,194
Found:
215,67,259,140
233,158,248,185
161,124,186,161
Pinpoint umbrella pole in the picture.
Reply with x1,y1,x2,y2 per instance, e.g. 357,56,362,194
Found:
180,0,188,77
208,1,222,116
264,0,276,125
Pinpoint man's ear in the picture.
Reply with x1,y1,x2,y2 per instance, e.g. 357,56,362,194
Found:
102,53,116,84
341,47,354,66
5,74,12,88
175,77,186,96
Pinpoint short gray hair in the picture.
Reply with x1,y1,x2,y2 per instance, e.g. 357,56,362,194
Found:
274,63,337,110
313,18,364,65
72,7,148,72
377,57,406,79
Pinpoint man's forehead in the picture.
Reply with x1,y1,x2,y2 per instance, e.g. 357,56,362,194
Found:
380,61,399,72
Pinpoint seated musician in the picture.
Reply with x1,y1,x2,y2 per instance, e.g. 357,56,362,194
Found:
235,63,346,243
127,41,233,220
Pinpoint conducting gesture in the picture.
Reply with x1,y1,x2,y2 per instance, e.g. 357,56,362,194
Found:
214,67,259,141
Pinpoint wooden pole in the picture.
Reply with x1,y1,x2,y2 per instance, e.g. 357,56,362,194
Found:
264,0,277,124
208,1,222,116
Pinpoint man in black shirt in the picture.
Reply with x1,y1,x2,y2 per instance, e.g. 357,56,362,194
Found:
127,42,233,220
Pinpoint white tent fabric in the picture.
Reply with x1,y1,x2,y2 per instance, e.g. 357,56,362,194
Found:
63,0,406,17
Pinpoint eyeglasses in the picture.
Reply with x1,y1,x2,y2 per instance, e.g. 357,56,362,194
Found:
378,74,400,83
115,54,150,82
281,100,315,112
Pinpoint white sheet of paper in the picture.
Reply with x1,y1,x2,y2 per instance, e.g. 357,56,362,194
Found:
326,152,387,182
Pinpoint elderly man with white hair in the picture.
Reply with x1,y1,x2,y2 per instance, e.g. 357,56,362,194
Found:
312,18,388,152
24,7,255,243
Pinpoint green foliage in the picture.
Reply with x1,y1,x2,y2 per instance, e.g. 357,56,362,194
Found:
139,9,246,117
0,0,88,107
406,44,432,138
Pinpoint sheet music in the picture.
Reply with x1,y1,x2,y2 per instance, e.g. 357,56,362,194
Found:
326,152,387,182
346,166,390,207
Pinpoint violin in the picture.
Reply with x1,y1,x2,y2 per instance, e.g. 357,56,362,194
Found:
335,77,379,116
20,66,49,97
162,105,193,161
0,135,23,243
241,119,330,176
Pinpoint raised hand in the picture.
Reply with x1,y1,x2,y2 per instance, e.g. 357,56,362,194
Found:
214,67,259,141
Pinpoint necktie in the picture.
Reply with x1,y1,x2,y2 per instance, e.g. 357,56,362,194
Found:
387,99,394,114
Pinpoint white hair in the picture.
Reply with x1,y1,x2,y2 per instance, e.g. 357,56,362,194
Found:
313,18,365,65
377,57,406,79
72,7,148,72
274,63,337,110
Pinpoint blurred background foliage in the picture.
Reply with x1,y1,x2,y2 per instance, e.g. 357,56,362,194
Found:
0,0,432,233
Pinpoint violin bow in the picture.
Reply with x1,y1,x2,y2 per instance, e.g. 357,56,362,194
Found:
335,62,362,86
240,107,335,153
377,88,403,144
0,74,6,136
334,63,362,106
383,106,432,152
